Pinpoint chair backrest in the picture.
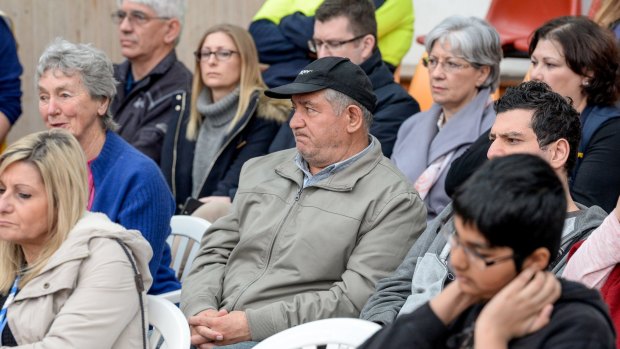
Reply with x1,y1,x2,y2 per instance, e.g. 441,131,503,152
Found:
253,318,381,349
486,0,581,48
148,295,191,349
167,215,211,282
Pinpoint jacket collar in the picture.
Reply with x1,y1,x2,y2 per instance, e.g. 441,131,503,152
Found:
360,49,394,90
16,212,153,300
275,135,384,191
38,212,151,275
116,50,180,99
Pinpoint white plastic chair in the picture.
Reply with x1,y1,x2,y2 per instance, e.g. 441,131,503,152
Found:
148,295,191,349
167,215,211,281
253,318,381,349
159,215,211,303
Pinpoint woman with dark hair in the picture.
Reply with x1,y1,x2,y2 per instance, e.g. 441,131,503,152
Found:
529,16,620,213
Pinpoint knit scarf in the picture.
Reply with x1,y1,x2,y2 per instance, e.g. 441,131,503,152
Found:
192,87,240,197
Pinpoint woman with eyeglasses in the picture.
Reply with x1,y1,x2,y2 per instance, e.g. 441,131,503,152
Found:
161,24,289,222
391,16,501,221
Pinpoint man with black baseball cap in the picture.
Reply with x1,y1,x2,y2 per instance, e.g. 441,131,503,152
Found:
181,56,427,348
265,56,377,112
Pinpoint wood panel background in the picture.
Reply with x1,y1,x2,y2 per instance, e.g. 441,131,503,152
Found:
2,0,264,142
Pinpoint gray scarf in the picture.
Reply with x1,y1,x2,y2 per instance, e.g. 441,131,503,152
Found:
192,87,240,197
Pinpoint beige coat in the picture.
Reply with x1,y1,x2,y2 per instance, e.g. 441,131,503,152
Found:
5,212,153,348
181,138,427,340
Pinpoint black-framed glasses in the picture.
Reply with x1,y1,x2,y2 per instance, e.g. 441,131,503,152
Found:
422,56,473,73
446,231,515,268
111,10,170,25
193,49,239,62
307,34,368,53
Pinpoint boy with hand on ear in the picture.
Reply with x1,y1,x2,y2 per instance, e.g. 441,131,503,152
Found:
360,154,616,349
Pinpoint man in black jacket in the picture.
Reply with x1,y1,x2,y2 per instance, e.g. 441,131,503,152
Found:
360,154,616,349
110,0,192,164
268,0,419,157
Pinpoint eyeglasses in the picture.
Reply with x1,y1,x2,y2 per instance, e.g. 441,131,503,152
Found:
194,49,239,62
446,231,515,268
308,34,368,53
111,10,170,25
422,56,473,73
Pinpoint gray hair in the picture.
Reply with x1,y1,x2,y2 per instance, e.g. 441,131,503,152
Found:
323,89,373,131
425,16,502,91
117,0,187,43
36,38,118,131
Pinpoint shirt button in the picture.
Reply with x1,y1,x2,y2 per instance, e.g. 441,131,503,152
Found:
43,283,50,289
175,105,181,111
176,94,182,100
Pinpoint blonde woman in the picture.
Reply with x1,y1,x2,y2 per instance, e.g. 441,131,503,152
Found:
0,129,152,347
593,0,620,38
161,24,288,222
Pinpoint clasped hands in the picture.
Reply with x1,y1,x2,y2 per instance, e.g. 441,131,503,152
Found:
189,309,251,348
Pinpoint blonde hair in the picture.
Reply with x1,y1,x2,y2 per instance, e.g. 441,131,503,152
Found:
186,24,267,140
0,129,88,293
594,0,620,29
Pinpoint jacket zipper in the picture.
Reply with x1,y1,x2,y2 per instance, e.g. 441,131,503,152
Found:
171,92,187,200
229,184,304,309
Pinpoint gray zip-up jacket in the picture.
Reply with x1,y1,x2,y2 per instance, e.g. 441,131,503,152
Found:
181,137,427,340
360,202,607,325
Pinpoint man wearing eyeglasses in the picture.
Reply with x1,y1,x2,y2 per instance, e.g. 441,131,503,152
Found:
360,154,615,349
109,0,192,164
360,81,608,327
268,0,420,158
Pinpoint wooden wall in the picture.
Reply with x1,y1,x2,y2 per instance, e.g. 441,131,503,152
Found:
2,0,264,142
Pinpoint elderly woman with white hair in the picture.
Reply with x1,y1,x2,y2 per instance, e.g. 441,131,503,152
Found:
391,16,502,221
36,38,179,294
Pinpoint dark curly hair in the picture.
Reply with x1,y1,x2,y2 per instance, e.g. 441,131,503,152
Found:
453,154,566,271
495,81,582,174
529,16,620,106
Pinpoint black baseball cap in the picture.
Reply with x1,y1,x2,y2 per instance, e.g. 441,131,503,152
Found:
265,57,376,112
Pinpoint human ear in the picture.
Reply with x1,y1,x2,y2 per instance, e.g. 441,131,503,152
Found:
97,97,110,116
163,19,181,45
360,34,375,62
521,247,551,271
475,65,491,88
345,105,364,133
547,138,570,172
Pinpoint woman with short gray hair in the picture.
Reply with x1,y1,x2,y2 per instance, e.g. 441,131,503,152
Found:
391,16,501,221
36,38,180,295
